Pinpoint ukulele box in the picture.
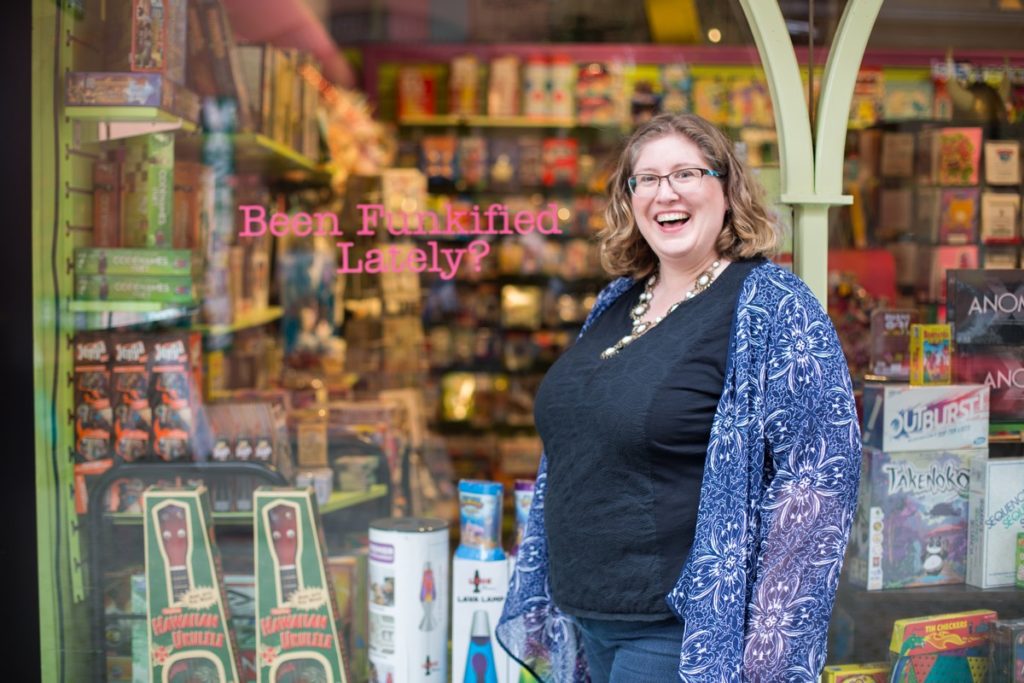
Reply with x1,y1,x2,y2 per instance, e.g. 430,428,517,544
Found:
143,486,241,682
254,488,349,683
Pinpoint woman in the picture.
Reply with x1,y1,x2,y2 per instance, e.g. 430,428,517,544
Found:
496,113,861,682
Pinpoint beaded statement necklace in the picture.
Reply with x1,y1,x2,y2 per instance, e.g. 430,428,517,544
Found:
600,260,722,360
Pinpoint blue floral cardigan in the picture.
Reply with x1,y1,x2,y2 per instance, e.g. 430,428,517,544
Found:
496,262,861,682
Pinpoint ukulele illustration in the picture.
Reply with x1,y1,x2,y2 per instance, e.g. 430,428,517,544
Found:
265,502,303,603
155,502,193,603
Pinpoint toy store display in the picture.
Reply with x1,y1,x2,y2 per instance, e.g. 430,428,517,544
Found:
367,517,449,682
254,488,350,683
909,324,952,385
143,487,242,683
73,331,206,464
820,662,889,683
966,457,1024,588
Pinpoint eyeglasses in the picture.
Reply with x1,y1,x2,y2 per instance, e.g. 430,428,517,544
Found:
627,168,725,197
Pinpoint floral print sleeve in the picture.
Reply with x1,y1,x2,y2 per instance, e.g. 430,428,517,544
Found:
739,268,861,681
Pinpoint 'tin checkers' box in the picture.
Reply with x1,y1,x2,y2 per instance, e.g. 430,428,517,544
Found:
861,383,989,452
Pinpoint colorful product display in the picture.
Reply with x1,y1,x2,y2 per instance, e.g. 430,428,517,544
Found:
888,610,996,683
75,248,192,277
457,480,505,561
860,384,989,453
848,447,985,590
368,518,449,682
143,487,242,683
254,489,349,683
966,457,1024,588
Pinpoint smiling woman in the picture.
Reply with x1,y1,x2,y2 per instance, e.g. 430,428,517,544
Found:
496,112,861,683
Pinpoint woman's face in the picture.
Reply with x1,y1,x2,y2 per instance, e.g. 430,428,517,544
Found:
630,133,728,272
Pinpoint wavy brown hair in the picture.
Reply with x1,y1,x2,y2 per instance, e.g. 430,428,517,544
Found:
600,113,779,278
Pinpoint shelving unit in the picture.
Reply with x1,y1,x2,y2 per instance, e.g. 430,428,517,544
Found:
176,132,332,183
192,306,284,336
69,300,199,331
65,105,199,142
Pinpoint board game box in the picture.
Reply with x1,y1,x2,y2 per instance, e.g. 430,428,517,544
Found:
821,662,888,682
848,447,984,590
947,269,1024,346
967,457,1024,588
990,618,1024,683
869,309,918,379
861,383,989,453
954,345,1024,423
888,609,996,683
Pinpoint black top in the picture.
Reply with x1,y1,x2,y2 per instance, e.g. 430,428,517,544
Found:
534,258,761,619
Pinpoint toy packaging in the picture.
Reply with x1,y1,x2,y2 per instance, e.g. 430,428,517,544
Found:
143,487,242,683
458,135,489,190
75,274,195,304
452,560,512,683
954,345,1024,422
820,662,888,682
541,137,579,187
397,65,437,119
909,324,952,385
888,609,996,683
938,188,979,245
869,309,918,379
101,0,188,83
966,457,1024,588
881,132,915,178
421,134,457,189
848,446,985,590
980,192,1021,244
92,152,123,248
75,248,192,277
487,55,521,117
368,518,449,683
122,133,176,248
983,245,1018,269
522,56,551,118
150,333,200,461
861,383,988,453
66,72,201,122
449,54,480,116
74,334,113,462
111,335,153,462
327,553,369,682
575,61,620,125
936,127,983,186
946,269,1024,346
990,618,1024,683
456,480,505,562
920,245,978,304
254,488,350,683
1018,533,1024,589
984,140,1022,186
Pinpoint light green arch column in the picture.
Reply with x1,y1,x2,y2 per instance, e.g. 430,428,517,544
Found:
739,0,883,303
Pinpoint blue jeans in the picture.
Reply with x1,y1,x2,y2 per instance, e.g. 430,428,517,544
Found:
573,615,684,683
